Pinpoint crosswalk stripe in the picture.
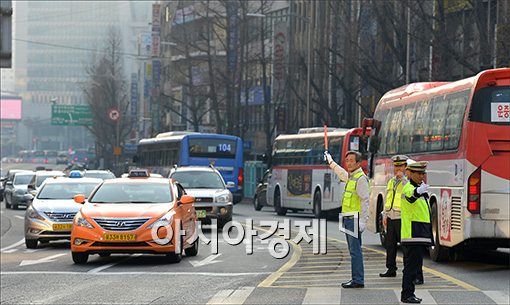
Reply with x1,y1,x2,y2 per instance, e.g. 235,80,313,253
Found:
207,286,254,304
483,290,510,305
302,287,341,304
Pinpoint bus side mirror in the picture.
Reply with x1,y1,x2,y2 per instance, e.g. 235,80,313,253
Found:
369,136,380,153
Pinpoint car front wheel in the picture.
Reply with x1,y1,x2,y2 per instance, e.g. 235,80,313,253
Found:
25,239,38,249
72,252,89,264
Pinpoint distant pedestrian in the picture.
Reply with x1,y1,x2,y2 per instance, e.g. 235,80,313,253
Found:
400,161,433,304
325,150,369,288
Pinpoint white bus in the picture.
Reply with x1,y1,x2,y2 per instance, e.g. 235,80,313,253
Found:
266,127,368,218
363,68,510,261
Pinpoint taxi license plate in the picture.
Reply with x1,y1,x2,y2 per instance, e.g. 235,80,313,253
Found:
196,210,207,219
52,223,73,231
103,233,136,241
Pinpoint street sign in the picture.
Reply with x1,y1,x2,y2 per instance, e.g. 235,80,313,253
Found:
108,108,120,122
113,146,122,156
51,105,92,126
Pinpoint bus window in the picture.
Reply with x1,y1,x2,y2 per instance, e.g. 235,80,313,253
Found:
412,99,432,153
444,90,470,150
429,95,448,151
385,108,402,155
470,86,510,125
328,136,343,162
399,103,417,153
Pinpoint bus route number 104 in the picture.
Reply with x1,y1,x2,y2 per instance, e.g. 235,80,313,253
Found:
217,144,231,152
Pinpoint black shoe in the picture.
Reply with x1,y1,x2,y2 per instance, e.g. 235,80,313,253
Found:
413,278,424,285
401,296,422,303
379,270,397,277
341,280,364,288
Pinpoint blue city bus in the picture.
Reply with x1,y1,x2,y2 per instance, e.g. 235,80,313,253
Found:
137,132,244,203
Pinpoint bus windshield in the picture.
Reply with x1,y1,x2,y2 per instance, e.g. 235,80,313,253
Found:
188,138,237,159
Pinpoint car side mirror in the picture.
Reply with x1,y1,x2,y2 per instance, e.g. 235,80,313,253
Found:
24,193,34,201
6,181,13,186
179,195,195,205
74,194,86,204
226,181,235,188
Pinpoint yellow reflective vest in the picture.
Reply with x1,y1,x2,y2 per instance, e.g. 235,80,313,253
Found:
385,177,406,211
342,170,367,213
400,181,433,246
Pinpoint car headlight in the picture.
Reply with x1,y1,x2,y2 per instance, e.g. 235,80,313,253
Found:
215,193,232,204
27,206,45,221
74,211,94,229
147,210,175,229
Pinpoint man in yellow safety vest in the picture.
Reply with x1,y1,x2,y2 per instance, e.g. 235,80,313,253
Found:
379,155,408,278
325,150,369,289
400,161,433,304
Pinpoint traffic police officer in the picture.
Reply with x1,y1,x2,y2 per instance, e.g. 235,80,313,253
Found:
379,155,408,278
400,161,433,304
325,150,369,288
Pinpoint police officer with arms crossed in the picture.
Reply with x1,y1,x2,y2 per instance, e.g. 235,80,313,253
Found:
379,155,408,278
325,150,369,288
400,161,433,304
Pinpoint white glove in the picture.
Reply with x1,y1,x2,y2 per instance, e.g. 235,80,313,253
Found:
416,183,428,194
359,221,366,233
324,151,333,165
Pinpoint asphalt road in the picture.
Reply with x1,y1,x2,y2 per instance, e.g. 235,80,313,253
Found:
1,167,509,304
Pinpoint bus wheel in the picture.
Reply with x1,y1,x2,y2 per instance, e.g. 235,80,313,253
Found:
313,190,324,219
274,189,287,216
429,202,451,262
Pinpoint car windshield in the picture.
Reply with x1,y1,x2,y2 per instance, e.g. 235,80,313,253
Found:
37,182,99,199
36,175,59,187
89,183,172,203
171,171,225,189
14,174,34,185
84,172,115,180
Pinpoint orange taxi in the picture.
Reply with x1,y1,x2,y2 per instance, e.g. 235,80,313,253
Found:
70,169,198,264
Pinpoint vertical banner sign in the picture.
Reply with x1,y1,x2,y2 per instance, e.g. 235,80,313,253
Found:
152,60,161,85
273,21,287,133
152,4,161,57
226,1,238,72
130,73,138,129
440,189,452,242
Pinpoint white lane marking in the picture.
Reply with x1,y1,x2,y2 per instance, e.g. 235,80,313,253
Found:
3,249,17,253
14,215,24,220
189,253,222,267
207,286,254,304
1,238,25,252
87,253,142,274
394,289,437,305
302,287,341,304
1,271,269,276
19,253,67,266
483,291,510,305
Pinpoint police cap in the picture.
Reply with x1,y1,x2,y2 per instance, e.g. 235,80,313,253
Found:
391,155,408,166
406,161,428,172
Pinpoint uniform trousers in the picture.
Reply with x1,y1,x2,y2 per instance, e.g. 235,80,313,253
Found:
385,217,401,272
401,245,426,300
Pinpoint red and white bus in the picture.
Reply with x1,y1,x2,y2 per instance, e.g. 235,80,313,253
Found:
266,127,368,218
363,68,510,261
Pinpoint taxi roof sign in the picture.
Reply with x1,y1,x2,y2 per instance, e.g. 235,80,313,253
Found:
69,170,84,178
128,169,149,178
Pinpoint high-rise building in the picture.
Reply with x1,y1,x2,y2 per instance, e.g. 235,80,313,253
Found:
13,1,151,150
